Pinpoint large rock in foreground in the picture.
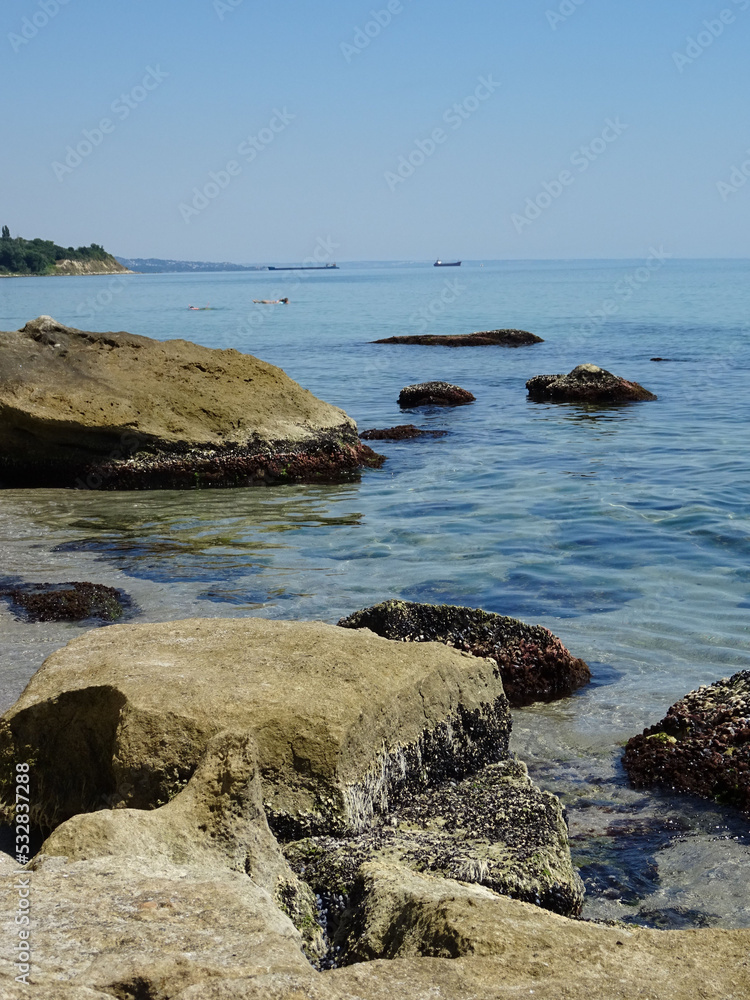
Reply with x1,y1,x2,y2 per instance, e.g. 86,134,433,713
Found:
374,329,543,347
338,601,590,707
0,316,382,488
623,670,750,814
139,891,750,1000
0,617,510,836
39,728,326,961
526,363,656,403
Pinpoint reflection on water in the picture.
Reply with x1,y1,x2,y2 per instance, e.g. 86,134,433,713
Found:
42,487,364,584
527,399,644,424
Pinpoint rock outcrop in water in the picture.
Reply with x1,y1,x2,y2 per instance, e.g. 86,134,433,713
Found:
0,580,129,623
1,619,748,998
0,316,383,489
398,382,475,407
337,601,591,707
526,364,657,403
374,329,543,347
359,425,447,440
623,670,750,814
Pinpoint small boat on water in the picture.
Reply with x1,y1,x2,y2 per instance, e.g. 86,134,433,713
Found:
434,259,461,267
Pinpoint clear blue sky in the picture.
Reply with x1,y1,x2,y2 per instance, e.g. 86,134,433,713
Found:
2,0,748,261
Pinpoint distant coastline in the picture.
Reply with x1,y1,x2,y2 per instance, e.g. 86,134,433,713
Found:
115,256,265,274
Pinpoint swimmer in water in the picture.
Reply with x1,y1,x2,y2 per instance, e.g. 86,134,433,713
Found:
252,297,289,304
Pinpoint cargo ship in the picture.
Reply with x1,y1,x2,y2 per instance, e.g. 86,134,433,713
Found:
267,263,339,271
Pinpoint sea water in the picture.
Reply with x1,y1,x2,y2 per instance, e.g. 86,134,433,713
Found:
1,259,749,927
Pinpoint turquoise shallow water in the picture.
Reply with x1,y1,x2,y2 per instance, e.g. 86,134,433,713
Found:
1,259,749,926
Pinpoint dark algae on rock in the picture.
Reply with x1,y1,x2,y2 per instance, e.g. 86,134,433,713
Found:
623,671,750,814
526,363,657,403
338,600,591,707
283,759,584,965
374,329,543,347
398,382,476,407
0,580,131,623
285,757,584,966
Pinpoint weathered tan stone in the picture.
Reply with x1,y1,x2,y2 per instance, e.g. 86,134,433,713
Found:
169,873,750,999
39,729,324,958
0,853,310,996
0,316,379,487
0,618,510,837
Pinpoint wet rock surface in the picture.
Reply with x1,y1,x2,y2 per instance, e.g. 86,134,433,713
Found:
0,580,131,623
0,315,383,489
526,363,657,403
374,329,543,347
398,382,475,407
284,757,584,963
337,600,591,707
623,670,750,814
359,424,447,440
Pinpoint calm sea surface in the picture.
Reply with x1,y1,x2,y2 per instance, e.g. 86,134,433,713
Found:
1,259,749,927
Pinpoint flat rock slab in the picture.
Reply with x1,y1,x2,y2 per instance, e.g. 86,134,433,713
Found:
338,600,590,707
39,728,326,961
0,617,510,837
374,329,543,347
623,670,750,814
0,853,310,996
169,888,750,999
527,363,656,403
0,316,382,488
359,425,447,440
398,382,475,407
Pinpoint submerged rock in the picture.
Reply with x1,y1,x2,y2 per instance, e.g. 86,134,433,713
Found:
398,382,475,407
359,425,447,441
374,329,543,347
0,316,383,489
0,580,129,623
338,600,590,707
623,670,750,814
0,617,510,835
526,364,656,403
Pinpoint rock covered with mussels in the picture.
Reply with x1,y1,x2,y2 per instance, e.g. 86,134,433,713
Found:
526,363,657,403
624,670,750,814
338,600,591,707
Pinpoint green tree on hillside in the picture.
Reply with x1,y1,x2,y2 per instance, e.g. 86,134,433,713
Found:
0,228,117,275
